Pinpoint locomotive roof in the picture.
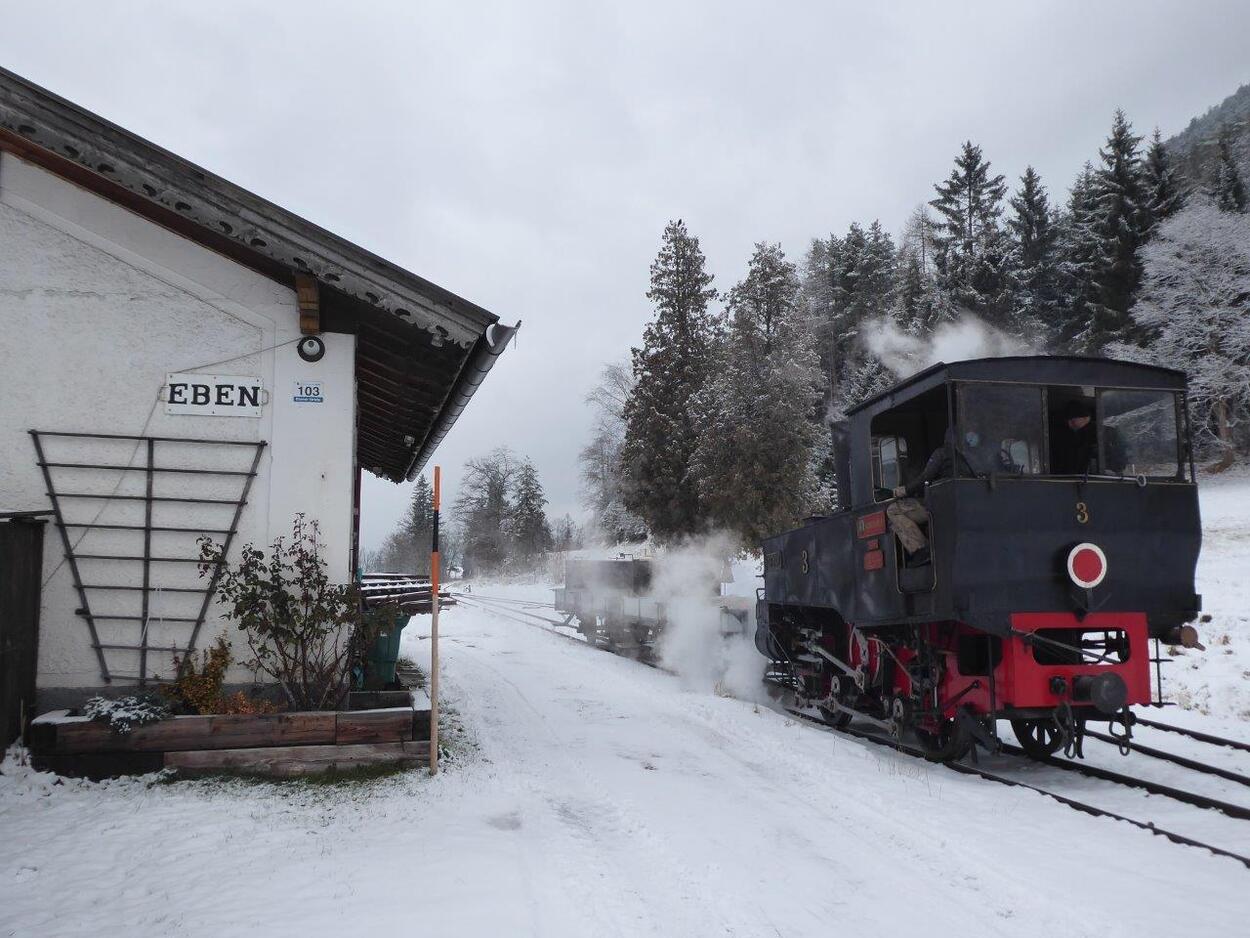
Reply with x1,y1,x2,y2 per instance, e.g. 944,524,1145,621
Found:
847,355,1187,417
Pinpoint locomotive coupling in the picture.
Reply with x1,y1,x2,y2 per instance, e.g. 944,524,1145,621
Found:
1072,673,1128,715
1164,624,1205,651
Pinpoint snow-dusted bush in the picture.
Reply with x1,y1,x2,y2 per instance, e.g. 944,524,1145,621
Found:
83,695,170,735
199,515,384,712
163,634,232,714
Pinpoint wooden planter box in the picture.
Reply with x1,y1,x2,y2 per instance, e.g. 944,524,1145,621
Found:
28,693,431,780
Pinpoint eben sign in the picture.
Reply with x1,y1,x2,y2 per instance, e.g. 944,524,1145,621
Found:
165,373,264,417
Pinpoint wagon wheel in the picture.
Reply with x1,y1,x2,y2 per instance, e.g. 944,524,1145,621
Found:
1010,718,1064,759
914,710,973,762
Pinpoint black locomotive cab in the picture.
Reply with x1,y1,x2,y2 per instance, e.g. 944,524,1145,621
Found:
759,356,1203,762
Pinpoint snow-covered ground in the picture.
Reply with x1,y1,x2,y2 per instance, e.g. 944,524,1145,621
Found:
1165,471,1250,722
0,599,1245,935
2,477,1247,937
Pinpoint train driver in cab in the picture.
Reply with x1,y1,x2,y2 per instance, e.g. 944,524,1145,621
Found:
887,428,973,562
1051,400,1127,475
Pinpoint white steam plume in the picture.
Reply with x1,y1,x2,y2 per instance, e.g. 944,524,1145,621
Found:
650,533,766,702
865,313,1034,379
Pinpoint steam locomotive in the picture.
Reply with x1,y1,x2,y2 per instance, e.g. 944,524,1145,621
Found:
756,356,1204,761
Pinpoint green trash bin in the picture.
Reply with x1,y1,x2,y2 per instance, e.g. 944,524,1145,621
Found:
366,608,409,688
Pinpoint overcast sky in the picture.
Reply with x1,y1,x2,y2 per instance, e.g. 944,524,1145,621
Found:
4,1,1248,551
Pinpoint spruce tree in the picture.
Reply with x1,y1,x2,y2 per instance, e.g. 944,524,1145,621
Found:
896,206,952,335
508,460,552,566
1211,126,1247,212
401,476,435,575
690,243,824,547
551,514,582,552
802,219,908,419
620,219,719,541
857,221,897,320
1006,166,1059,343
802,234,841,399
1057,162,1101,343
1141,128,1183,233
895,247,925,329
1084,109,1147,351
929,141,1011,325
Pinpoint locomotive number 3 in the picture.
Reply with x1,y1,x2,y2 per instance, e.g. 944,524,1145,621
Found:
800,549,810,574
1075,501,1090,524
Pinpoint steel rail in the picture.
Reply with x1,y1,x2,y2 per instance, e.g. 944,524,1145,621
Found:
1134,716,1250,754
1083,728,1250,788
997,741,1250,821
784,708,1250,869
453,594,589,646
453,591,558,609
453,593,575,630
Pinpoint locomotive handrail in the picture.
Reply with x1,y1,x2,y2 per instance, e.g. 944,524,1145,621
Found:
1010,628,1122,666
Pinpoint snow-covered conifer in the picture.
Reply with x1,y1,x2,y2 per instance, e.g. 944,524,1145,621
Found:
929,141,1012,326
1006,166,1060,343
1082,110,1147,351
402,475,435,574
508,459,553,565
620,220,719,541
1141,128,1184,233
1055,162,1101,344
690,243,825,547
1210,126,1247,212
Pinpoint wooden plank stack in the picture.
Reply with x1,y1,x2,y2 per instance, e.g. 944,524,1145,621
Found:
360,572,456,615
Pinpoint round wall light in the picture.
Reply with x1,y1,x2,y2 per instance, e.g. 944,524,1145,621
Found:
297,335,325,362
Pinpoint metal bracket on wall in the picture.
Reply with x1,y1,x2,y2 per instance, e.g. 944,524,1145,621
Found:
30,430,266,686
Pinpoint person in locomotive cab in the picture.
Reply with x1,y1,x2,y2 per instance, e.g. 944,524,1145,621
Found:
886,428,980,562
1052,400,1127,475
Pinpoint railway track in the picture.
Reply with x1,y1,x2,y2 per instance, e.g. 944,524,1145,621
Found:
451,591,672,670
1133,715,1250,754
1083,726,1250,788
451,592,575,632
785,707,1250,869
450,589,1250,867
454,591,560,610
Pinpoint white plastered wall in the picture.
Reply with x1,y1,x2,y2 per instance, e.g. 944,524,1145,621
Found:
0,152,356,694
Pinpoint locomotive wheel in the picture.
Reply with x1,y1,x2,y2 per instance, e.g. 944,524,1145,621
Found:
914,712,972,762
888,696,912,739
818,704,853,728
1010,719,1064,759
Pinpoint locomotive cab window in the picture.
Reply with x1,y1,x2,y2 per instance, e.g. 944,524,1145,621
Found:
1099,389,1186,480
870,436,908,494
869,384,949,501
954,383,1045,476
1046,386,1187,480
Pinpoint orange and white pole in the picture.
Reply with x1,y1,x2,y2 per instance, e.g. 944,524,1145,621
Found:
429,465,441,775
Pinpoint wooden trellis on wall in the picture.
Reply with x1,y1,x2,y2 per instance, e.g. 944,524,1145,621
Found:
30,430,266,686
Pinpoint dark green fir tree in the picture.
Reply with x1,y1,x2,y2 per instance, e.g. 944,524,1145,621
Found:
620,219,719,541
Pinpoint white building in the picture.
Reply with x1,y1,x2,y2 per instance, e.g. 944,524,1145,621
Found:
0,67,513,712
